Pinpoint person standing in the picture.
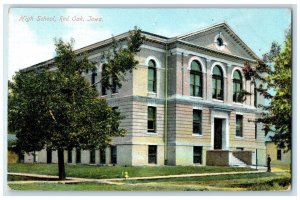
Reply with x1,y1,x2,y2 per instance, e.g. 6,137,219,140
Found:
267,154,272,172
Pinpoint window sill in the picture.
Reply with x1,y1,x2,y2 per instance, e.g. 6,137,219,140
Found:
212,99,224,103
190,96,203,100
232,102,244,106
148,163,157,166
193,163,204,166
235,136,244,139
147,92,157,97
147,132,158,135
192,134,203,137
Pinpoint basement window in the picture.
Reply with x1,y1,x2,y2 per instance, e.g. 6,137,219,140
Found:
148,145,157,164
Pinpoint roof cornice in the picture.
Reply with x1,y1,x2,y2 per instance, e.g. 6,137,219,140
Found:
173,39,257,63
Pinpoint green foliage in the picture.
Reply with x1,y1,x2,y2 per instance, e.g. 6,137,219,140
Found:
8,28,144,154
100,27,145,90
243,26,292,151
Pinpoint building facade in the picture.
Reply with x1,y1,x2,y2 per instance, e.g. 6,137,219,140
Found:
24,22,267,166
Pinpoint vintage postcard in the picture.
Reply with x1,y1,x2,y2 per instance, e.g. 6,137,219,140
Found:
6,6,293,193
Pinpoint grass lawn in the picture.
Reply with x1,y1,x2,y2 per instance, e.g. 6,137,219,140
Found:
8,172,291,191
8,163,254,179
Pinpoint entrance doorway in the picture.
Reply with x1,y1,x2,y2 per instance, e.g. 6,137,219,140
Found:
214,118,223,149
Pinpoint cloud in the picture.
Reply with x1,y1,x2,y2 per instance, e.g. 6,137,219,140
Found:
60,9,112,49
8,9,112,79
8,14,54,79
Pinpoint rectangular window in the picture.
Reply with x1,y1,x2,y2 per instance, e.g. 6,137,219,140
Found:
236,115,243,137
76,148,81,163
90,149,95,164
193,146,202,164
193,110,202,134
67,149,72,163
277,149,282,160
47,149,52,164
100,148,106,164
148,107,156,132
111,146,117,164
148,145,157,164
236,147,244,151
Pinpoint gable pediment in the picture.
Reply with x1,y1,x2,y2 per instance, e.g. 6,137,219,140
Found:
177,23,259,60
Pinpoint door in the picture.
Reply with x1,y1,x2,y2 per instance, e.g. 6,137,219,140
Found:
214,118,223,149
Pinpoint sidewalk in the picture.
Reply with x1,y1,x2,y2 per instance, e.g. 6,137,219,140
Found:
7,168,289,185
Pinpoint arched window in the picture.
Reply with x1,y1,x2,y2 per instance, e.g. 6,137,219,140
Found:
190,60,203,97
233,70,243,102
148,60,156,93
212,65,224,100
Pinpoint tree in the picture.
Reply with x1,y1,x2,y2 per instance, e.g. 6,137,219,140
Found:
243,26,292,152
8,28,145,180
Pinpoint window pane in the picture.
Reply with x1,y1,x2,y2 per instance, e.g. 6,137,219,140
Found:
195,75,200,86
148,107,156,132
190,74,194,83
195,86,200,96
193,110,202,134
148,68,154,80
148,145,157,164
100,148,106,164
148,121,154,130
90,149,95,164
217,79,221,89
190,85,194,96
212,79,216,89
148,80,154,92
193,146,202,164
236,115,243,137
213,66,222,76
111,146,117,164
191,60,201,71
148,107,154,120
236,84,241,91
148,60,156,68
233,70,241,80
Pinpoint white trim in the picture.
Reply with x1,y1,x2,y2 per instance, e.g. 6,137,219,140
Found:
211,62,227,77
187,56,206,73
145,56,161,69
211,111,230,150
192,105,203,110
214,32,227,51
231,67,245,80
147,101,157,107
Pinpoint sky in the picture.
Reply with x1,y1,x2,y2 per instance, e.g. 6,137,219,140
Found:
8,7,291,79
